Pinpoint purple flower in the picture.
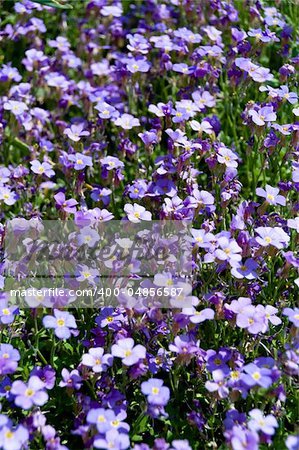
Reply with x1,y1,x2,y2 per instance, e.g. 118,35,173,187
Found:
64,123,90,142
42,309,77,339
231,259,258,279
169,334,198,357
283,308,299,327
81,347,113,373
59,368,82,389
111,338,146,366
141,378,170,406
241,363,273,388
68,152,93,170
172,63,191,74
0,344,20,375
11,376,48,409
30,365,56,390
230,426,259,450
256,185,286,205
248,409,278,435
0,298,17,324
205,370,229,398
286,435,299,450
54,192,78,213
95,102,119,119
30,160,55,178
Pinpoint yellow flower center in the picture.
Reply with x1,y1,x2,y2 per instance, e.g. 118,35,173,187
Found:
152,387,160,395
57,318,65,327
252,372,261,380
25,388,34,397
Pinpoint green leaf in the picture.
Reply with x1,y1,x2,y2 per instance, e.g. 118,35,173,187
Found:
32,0,73,9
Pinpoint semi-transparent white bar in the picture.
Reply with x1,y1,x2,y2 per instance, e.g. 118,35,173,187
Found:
3,219,193,309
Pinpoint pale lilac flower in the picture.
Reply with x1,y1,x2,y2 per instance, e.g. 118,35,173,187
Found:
77,227,100,247
256,185,286,205
111,338,146,366
48,36,70,52
0,167,11,184
217,148,238,168
225,297,252,314
230,426,259,450
283,308,299,327
236,305,266,334
76,265,99,284
255,227,290,249
286,435,299,450
205,371,229,398
215,237,242,263
256,305,282,328
172,63,191,74
272,123,292,135
94,429,130,450
124,203,152,223
101,156,124,171
182,307,215,324
248,409,278,435
30,160,55,177
241,363,272,388
248,106,277,126
191,229,214,249
64,123,90,142
3,100,28,116
11,376,48,409
95,102,119,119
0,63,22,82
100,5,123,17
126,58,150,73
0,187,17,205
82,347,113,373
191,90,215,109
141,378,170,406
189,120,213,134
170,440,192,450
0,299,17,324
288,217,299,232
114,114,140,130
278,85,298,104
68,153,93,170
42,309,77,339
0,425,29,450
